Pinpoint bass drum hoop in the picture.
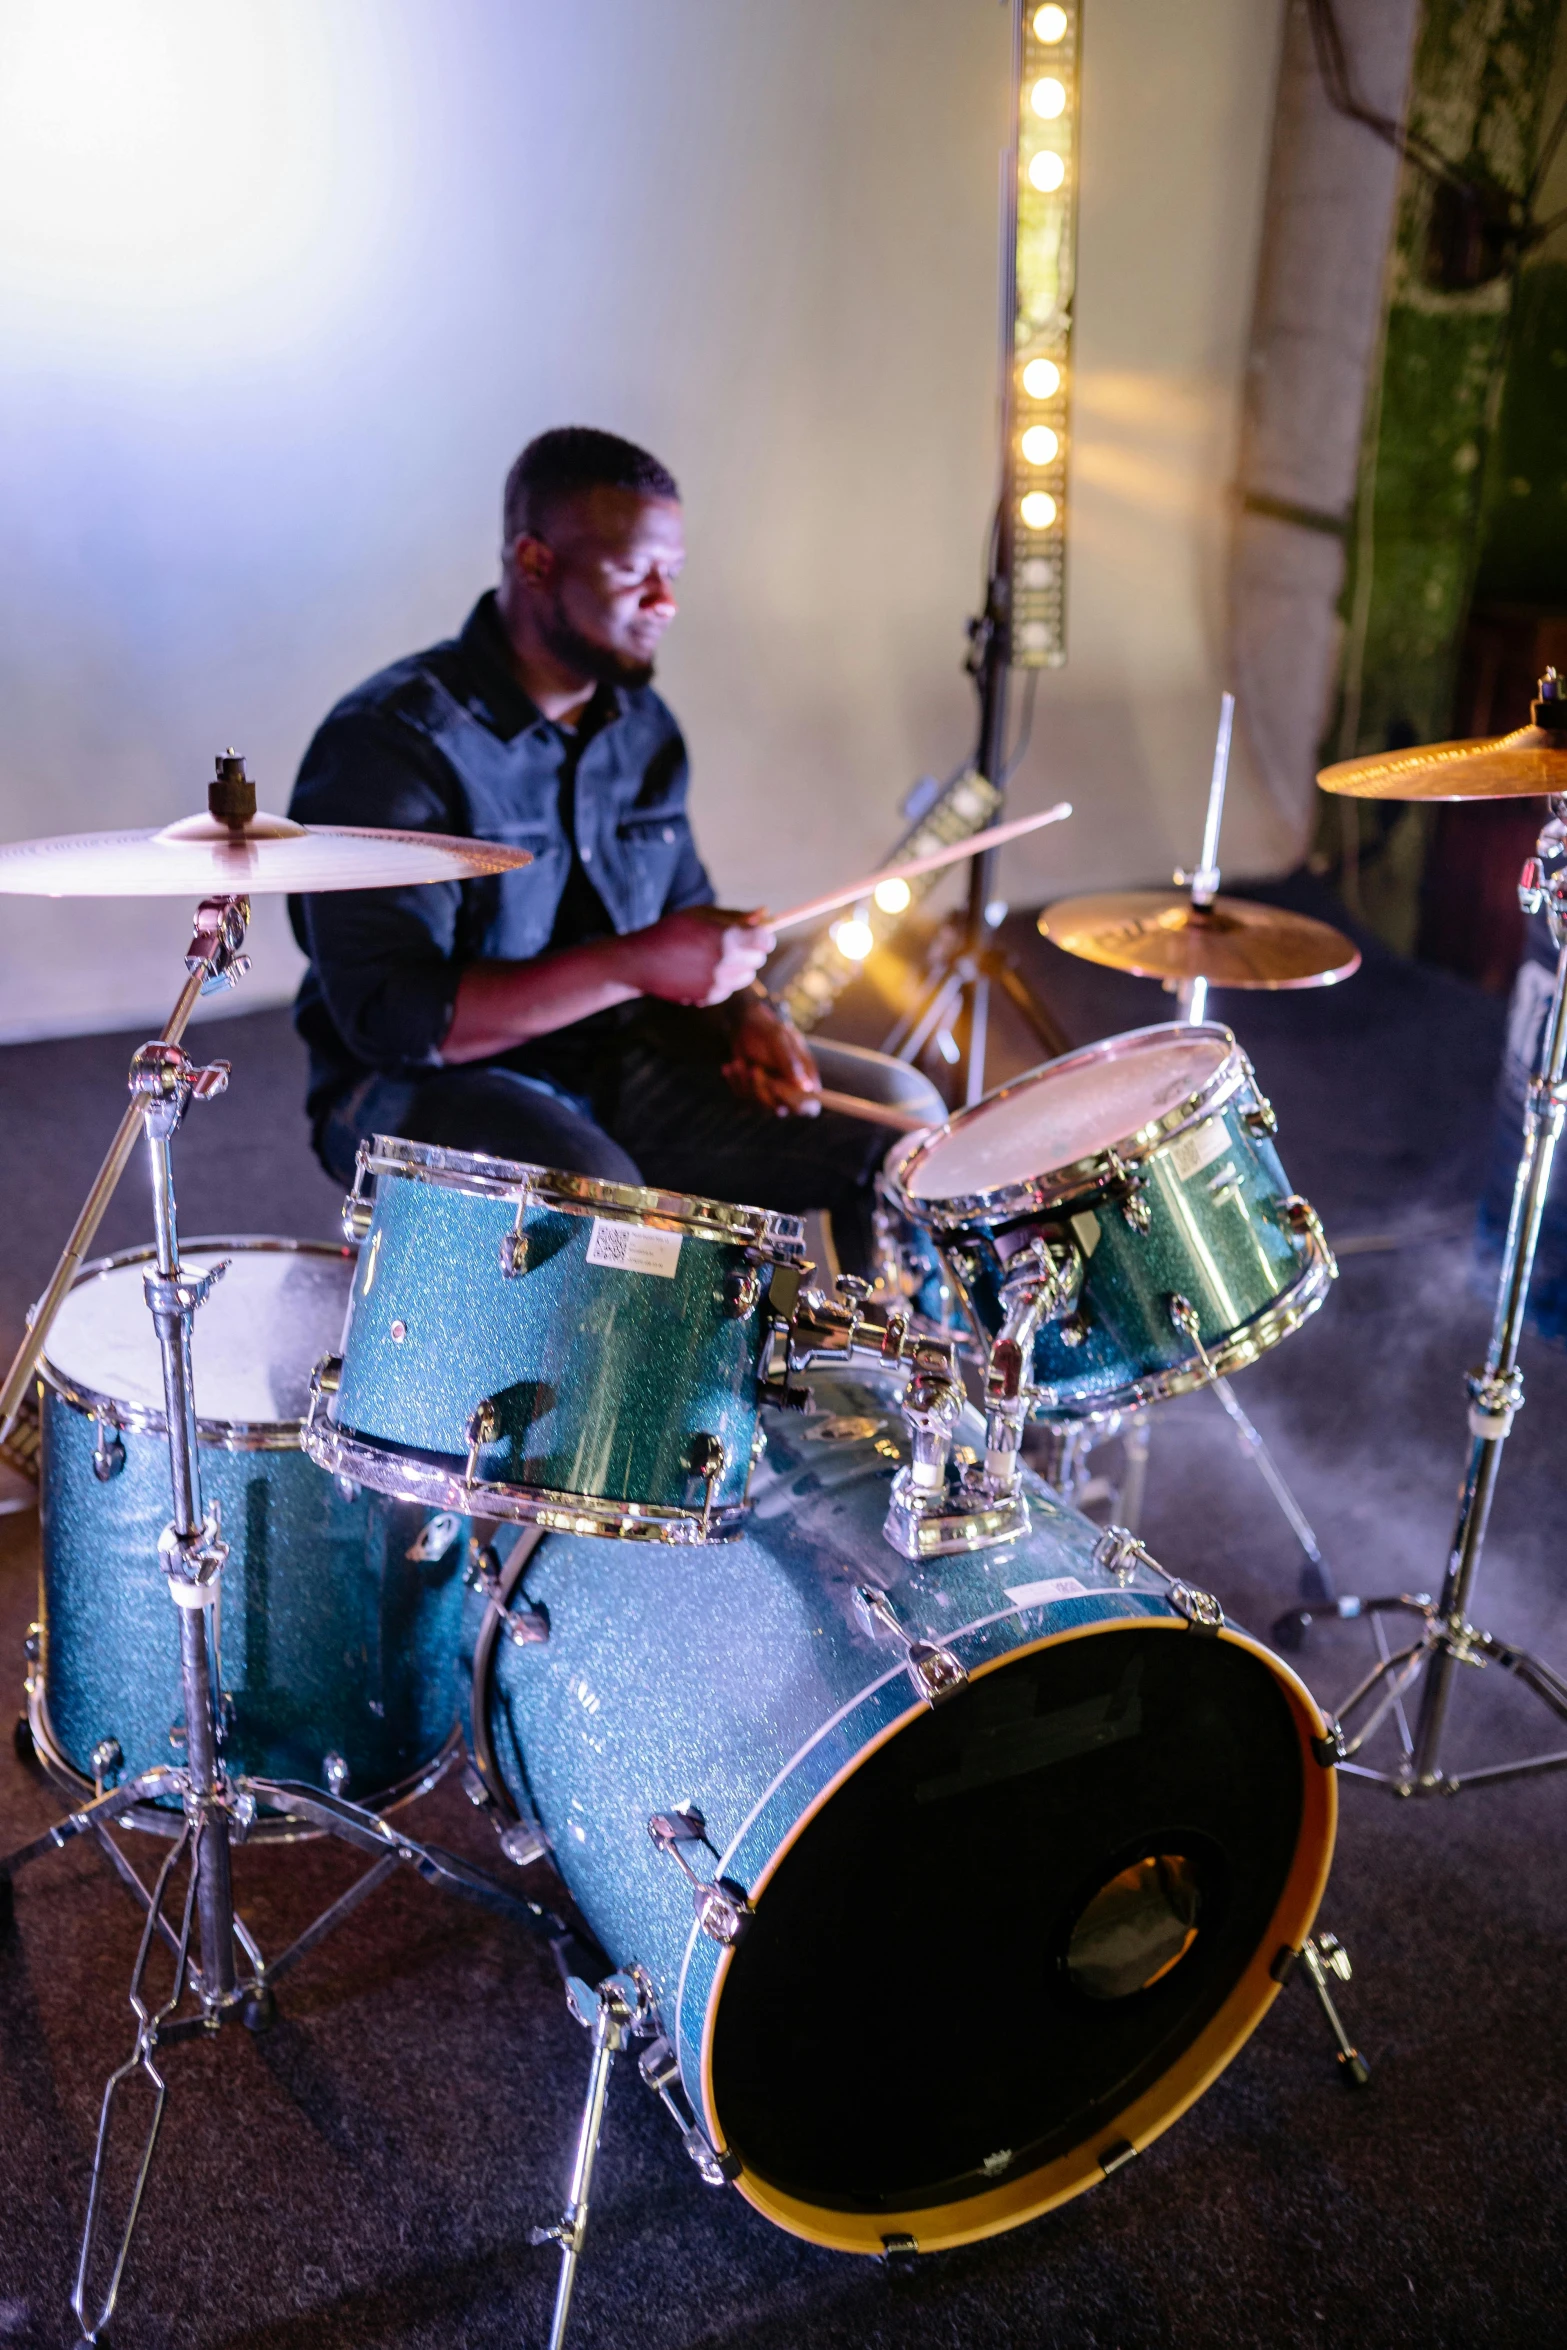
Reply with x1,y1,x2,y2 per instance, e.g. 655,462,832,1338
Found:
694,1616,1337,2255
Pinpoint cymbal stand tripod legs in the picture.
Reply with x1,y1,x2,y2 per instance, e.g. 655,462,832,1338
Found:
1281,803,1567,1793
0,902,560,2345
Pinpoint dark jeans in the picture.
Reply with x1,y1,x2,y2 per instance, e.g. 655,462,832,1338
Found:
316,1043,893,1272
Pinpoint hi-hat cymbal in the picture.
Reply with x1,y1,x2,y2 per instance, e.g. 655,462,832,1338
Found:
0,809,532,897
1040,891,1361,989
1318,725,1567,802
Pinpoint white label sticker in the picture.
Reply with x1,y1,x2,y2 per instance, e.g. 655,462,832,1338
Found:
1005,1575,1090,1609
584,1218,683,1278
1168,1118,1229,1182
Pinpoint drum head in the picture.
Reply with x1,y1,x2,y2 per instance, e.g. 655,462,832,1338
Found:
904,1026,1232,1208
710,1623,1312,2225
42,1240,353,1433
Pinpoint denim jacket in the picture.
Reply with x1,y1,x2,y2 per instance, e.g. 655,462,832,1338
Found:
288,591,714,1122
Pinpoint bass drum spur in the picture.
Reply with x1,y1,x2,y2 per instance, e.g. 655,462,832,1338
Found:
466,1363,1337,2253
33,1239,469,1825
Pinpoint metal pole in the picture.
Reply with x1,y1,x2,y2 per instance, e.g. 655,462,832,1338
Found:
1410,911,1567,1783
141,1109,236,1998
0,964,206,1443
1175,691,1235,1026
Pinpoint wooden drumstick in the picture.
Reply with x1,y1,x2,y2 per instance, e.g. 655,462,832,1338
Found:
813,1087,933,1132
760,800,1072,935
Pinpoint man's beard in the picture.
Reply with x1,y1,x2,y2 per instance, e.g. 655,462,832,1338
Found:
539,593,655,691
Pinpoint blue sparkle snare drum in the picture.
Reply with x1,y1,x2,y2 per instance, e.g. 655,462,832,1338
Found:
886,1024,1335,1429
33,1239,469,1822
465,1362,1337,2254
305,1137,805,1543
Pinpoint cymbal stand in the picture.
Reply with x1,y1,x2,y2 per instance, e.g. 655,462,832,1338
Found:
0,899,560,2346
1279,802,1567,1792
1168,695,1334,1599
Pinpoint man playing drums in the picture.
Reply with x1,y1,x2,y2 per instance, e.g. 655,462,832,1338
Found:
288,427,896,1263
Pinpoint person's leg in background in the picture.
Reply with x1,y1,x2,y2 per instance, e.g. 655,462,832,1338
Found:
315,1065,644,1190
605,1042,925,1274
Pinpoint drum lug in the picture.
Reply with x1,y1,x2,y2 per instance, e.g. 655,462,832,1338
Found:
721,1266,762,1319
1167,1582,1225,1633
639,2036,738,2185
309,1352,342,1399
1103,1150,1151,1234
341,1142,376,1245
91,1411,126,1482
648,1806,753,1946
1093,1524,1154,1584
463,1399,499,1490
853,1584,968,1706
1242,1093,1279,1140
1282,1194,1336,1275
685,1433,727,1537
466,1541,552,1643
90,1738,123,1797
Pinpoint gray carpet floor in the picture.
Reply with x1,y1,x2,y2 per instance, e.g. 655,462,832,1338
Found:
0,885,1563,2349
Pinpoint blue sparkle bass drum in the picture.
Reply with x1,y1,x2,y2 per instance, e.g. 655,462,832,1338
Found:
466,1362,1337,2253
32,1239,469,1823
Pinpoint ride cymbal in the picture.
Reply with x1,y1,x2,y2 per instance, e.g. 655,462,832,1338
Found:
1039,891,1360,989
0,809,531,897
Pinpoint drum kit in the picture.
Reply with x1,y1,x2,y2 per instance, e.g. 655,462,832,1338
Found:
0,675,1560,2348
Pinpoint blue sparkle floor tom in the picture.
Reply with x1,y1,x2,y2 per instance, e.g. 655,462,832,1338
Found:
33,1239,469,1828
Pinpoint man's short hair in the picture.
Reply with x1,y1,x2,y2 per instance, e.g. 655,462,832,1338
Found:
503,427,680,546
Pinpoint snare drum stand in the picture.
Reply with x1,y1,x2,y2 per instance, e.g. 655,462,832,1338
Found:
0,900,559,2346
1278,803,1567,1793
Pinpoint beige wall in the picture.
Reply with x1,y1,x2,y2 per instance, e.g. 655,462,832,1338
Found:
0,0,1287,1043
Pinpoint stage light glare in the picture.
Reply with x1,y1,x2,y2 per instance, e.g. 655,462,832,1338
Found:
1030,77,1067,120
1033,4,1069,39
1028,150,1066,193
873,877,913,915
1023,357,1062,398
1020,491,1058,530
1022,425,1059,465
831,917,875,963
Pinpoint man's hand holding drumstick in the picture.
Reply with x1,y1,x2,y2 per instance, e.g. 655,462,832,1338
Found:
443,801,1070,1121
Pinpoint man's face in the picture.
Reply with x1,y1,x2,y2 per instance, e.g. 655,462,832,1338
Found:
517,485,684,689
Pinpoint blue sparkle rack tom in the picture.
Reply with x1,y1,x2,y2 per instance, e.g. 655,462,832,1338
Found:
305,1136,811,1542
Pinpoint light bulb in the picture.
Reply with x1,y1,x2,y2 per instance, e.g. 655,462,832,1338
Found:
1022,425,1059,465
1028,149,1066,193
832,917,875,963
1030,76,1066,119
1033,4,1068,40
873,876,912,915
1020,490,1058,530
1023,356,1061,398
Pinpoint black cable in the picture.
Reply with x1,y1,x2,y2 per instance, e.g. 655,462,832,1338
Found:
999,667,1040,788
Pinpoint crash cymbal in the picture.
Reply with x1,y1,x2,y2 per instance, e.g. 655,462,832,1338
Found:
1318,675,1567,801
0,809,531,897
1317,727,1567,802
1040,891,1361,989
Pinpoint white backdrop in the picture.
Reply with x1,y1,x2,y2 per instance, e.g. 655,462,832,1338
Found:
0,0,1288,1042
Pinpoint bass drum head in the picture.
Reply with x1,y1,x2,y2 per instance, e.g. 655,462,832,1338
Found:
707,1620,1332,2249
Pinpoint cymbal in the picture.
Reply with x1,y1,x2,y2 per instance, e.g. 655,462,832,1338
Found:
0,809,532,897
1040,891,1361,989
1318,725,1567,802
